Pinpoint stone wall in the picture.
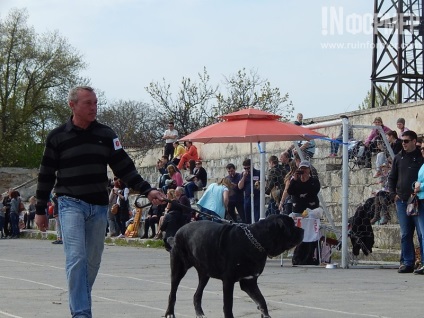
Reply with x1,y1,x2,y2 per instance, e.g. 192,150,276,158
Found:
134,101,424,186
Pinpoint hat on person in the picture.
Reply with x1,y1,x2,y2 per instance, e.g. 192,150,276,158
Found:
195,160,202,164
299,160,311,168
373,117,383,124
397,118,405,125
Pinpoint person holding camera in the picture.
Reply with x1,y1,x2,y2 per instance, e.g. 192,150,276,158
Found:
287,160,321,265
287,160,320,215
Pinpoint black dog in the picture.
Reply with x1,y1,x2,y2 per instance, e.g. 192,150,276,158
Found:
349,204,375,256
164,214,304,318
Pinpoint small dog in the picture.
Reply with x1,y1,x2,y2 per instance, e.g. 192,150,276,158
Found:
164,214,304,318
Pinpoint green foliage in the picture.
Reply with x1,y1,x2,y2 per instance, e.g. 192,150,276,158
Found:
359,84,398,110
0,8,88,167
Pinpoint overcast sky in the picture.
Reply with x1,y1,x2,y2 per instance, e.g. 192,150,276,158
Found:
1,0,374,119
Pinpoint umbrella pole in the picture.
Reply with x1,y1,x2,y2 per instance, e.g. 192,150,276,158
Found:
259,142,266,220
250,143,254,224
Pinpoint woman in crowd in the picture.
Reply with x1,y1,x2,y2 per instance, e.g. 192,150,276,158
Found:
9,190,21,239
162,165,183,194
197,178,232,221
25,196,36,229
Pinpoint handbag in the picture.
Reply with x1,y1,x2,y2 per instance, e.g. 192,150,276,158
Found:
406,194,419,216
19,201,26,212
271,186,282,204
111,203,119,215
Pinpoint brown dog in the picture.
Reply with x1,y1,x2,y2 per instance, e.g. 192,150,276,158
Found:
164,214,304,318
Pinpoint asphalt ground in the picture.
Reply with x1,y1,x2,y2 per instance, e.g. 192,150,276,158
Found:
0,237,422,318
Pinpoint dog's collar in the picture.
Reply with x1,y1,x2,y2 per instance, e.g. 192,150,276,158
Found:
236,224,265,253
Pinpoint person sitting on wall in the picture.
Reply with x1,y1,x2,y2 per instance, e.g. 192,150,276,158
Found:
184,160,207,205
177,141,199,170
363,117,392,169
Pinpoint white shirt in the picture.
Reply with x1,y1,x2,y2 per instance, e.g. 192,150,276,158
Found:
163,129,178,144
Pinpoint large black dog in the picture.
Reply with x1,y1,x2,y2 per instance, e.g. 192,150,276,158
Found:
164,214,304,318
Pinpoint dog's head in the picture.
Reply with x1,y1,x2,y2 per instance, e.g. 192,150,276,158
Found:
254,214,304,257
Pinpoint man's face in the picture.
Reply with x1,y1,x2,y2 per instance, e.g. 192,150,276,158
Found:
227,167,236,177
70,89,97,123
280,153,289,163
168,123,174,130
297,114,303,121
401,135,416,152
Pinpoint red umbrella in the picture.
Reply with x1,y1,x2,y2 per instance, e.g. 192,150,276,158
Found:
179,108,326,222
180,108,325,143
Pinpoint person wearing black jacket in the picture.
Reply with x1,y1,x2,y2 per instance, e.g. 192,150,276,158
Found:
388,130,424,274
35,86,165,318
184,160,207,204
142,203,165,239
161,186,191,251
287,160,321,265
287,161,320,214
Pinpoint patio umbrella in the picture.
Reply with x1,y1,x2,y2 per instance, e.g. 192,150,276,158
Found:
180,108,326,222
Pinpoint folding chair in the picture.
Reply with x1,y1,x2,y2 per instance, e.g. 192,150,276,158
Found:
319,224,342,264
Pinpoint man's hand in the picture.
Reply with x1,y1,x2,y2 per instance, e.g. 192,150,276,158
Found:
147,189,166,206
35,214,48,232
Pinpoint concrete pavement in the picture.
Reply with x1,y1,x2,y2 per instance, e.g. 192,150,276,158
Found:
0,237,421,318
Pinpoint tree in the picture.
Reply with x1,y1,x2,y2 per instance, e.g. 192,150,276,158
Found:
97,100,161,156
359,84,398,110
0,8,88,166
146,67,294,138
146,67,218,136
215,68,293,121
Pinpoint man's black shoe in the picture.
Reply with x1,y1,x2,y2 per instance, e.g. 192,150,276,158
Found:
398,265,414,273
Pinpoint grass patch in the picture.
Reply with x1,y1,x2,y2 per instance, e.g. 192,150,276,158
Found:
105,237,165,249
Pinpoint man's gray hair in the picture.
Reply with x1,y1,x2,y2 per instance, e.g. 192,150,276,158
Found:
175,186,185,194
68,86,94,103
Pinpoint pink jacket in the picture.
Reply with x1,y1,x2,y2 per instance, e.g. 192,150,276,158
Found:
171,172,184,186
365,125,392,145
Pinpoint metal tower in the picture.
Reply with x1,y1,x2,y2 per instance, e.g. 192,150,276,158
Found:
371,0,424,107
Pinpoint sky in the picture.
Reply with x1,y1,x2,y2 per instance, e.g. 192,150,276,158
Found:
0,0,376,119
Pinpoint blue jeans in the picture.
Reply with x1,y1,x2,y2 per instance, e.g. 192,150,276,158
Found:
185,181,198,199
330,138,342,155
265,198,279,217
244,196,260,224
0,215,5,236
199,207,223,223
58,196,108,318
396,199,424,267
10,213,20,237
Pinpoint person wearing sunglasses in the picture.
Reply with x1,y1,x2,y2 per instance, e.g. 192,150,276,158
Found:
238,158,260,224
388,130,424,274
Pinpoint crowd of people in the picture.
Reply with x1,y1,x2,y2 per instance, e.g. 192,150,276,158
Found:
2,88,424,318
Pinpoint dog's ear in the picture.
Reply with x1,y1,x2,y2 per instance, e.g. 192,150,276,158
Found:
167,237,175,248
276,214,293,230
